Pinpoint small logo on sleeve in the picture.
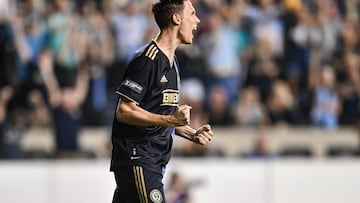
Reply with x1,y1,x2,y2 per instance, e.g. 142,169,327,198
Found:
122,79,143,94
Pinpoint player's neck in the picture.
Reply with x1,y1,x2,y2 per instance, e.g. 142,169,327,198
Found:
154,30,180,66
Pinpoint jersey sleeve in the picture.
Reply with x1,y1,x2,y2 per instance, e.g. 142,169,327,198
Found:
116,57,156,105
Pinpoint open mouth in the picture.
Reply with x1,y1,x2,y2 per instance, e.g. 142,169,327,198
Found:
192,26,198,35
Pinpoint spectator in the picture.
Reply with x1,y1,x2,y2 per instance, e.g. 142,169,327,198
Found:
243,135,276,159
246,0,283,57
199,9,242,106
180,78,206,128
108,1,149,88
334,21,360,125
286,6,321,93
79,0,115,126
315,0,342,62
165,172,190,203
0,86,14,158
0,110,27,159
0,0,18,96
207,85,234,126
310,66,340,129
245,49,280,103
234,86,268,126
9,0,51,128
266,80,299,125
42,0,90,157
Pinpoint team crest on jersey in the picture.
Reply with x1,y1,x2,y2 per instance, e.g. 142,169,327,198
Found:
150,189,163,203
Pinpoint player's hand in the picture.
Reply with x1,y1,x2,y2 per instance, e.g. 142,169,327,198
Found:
193,124,213,145
169,105,192,127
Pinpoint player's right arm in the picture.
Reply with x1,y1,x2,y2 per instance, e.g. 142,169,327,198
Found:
116,98,191,127
115,49,192,127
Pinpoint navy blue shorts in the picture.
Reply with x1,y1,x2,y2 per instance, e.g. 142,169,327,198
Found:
112,166,165,203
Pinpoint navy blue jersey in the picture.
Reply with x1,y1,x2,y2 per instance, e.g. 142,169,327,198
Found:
110,41,180,174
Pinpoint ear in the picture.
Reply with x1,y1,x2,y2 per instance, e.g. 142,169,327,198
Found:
172,13,182,25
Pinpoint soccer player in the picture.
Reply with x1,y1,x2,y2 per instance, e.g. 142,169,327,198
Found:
110,0,214,203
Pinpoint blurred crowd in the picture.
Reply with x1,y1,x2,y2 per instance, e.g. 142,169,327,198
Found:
1,0,360,158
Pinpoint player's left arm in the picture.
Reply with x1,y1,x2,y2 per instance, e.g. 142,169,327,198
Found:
175,125,213,145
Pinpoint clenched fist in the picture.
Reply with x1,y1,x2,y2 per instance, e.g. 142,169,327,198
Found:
169,105,192,127
193,124,214,145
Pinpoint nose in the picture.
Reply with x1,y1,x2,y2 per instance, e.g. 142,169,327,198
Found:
195,15,200,24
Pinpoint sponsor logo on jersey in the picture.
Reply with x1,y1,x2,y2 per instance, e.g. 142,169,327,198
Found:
130,156,140,160
122,79,143,94
161,89,179,106
160,75,168,83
